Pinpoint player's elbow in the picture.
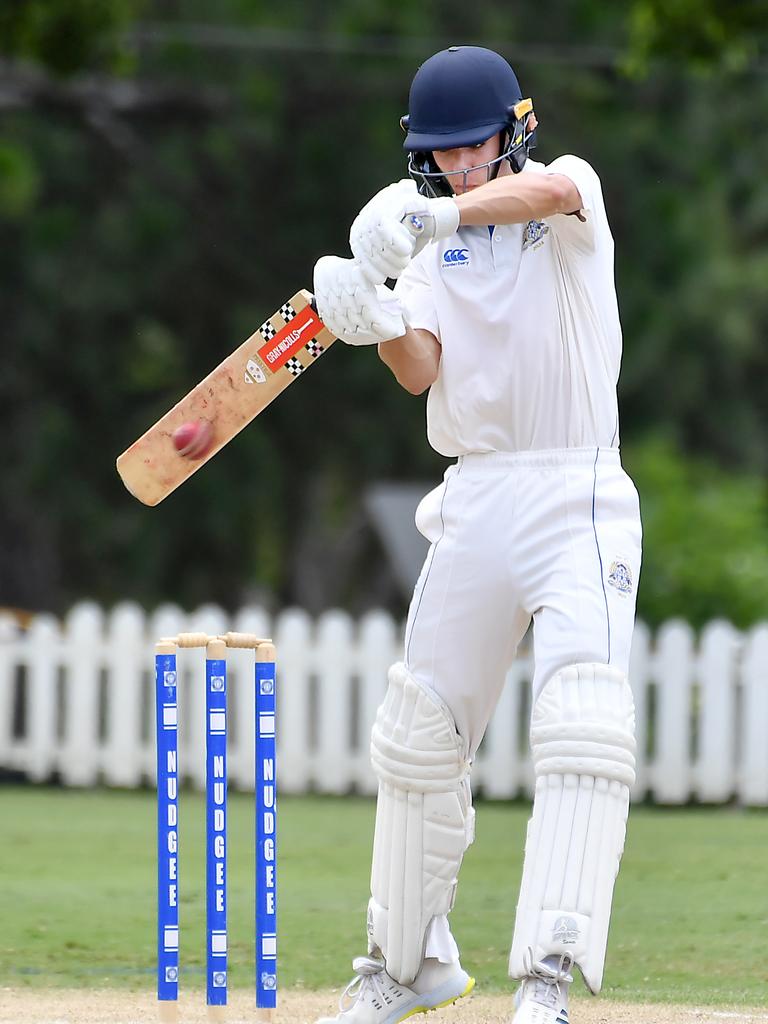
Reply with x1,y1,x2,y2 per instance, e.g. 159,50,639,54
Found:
378,330,440,394
544,174,582,216
384,359,438,395
400,369,437,395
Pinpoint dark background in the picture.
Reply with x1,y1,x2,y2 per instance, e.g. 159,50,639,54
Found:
1,1,766,625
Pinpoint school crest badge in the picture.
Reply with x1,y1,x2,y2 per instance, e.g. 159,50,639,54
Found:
607,559,633,595
522,219,550,251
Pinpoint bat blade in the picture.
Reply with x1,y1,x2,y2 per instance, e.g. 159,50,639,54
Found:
116,289,337,506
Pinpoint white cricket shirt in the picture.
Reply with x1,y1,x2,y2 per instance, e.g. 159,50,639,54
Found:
394,156,623,455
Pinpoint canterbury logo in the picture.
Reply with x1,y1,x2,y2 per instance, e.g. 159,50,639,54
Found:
442,248,469,264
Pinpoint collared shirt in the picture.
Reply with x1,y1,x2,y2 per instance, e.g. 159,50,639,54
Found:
394,156,622,456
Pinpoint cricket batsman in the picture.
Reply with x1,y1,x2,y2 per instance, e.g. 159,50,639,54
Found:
313,45,642,1024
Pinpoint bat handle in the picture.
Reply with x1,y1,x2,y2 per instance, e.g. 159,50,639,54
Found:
403,214,425,237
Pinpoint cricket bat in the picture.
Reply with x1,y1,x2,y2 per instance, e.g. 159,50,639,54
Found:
116,290,337,506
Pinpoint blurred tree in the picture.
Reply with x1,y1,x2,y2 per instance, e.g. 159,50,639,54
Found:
625,437,768,627
0,1,766,622
624,0,766,75
0,0,143,75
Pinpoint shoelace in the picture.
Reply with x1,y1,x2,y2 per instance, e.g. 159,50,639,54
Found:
519,948,574,1009
339,955,390,1012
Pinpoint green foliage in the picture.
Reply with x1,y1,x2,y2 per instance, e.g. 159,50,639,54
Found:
624,0,765,75
615,70,768,472
0,0,144,75
625,437,768,627
0,141,40,217
0,2,766,618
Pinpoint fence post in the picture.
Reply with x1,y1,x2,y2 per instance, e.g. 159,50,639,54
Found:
696,620,739,802
274,609,312,795
0,614,18,771
651,619,694,803
103,602,146,787
61,603,104,786
628,620,651,801
314,610,355,794
25,613,60,782
355,611,397,795
740,624,768,806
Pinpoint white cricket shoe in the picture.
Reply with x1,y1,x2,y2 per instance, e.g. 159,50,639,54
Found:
512,950,573,1024
316,954,474,1024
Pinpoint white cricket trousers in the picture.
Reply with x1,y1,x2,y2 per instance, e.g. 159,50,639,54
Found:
405,447,642,756
404,447,642,964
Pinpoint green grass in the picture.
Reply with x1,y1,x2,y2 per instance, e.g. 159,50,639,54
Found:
0,787,765,1003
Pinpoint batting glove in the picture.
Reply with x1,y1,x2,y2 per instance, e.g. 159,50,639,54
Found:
350,181,460,285
350,180,422,284
408,195,461,253
313,255,407,346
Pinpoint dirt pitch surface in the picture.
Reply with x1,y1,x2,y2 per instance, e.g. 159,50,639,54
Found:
2,991,768,1024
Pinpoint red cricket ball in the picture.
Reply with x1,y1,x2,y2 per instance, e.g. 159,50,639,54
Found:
172,420,214,460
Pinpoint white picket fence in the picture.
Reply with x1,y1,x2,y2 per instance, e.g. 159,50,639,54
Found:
1,602,767,804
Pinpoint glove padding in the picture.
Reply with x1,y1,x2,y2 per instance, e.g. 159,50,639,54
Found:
350,179,460,284
313,255,406,346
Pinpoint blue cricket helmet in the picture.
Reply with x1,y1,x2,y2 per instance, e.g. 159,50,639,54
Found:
403,46,523,151
400,46,536,195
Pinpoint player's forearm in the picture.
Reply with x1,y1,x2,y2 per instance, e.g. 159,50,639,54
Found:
454,173,579,226
378,325,441,395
